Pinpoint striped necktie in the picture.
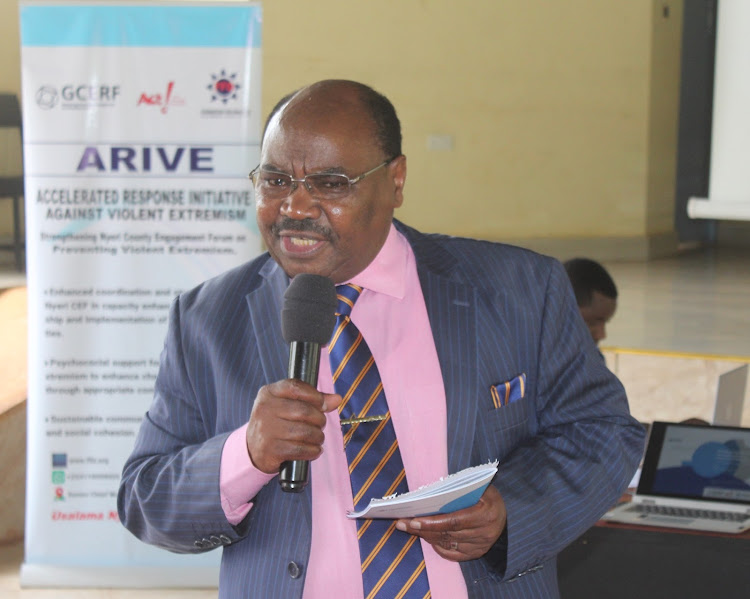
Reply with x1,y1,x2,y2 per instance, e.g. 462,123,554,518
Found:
329,283,431,599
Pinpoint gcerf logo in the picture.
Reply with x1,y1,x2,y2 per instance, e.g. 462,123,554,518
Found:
137,81,185,114
35,84,120,109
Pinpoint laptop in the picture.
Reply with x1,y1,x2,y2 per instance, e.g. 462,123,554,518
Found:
601,421,750,533
712,364,748,426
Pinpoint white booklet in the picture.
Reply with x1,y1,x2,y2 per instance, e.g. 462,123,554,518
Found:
347,461,499,519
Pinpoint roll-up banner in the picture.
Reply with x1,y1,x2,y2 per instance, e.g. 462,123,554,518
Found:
19,2,262,587
688,0,750,221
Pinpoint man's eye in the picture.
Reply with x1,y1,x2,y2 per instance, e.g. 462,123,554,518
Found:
313,175,349,190
261,174,290,187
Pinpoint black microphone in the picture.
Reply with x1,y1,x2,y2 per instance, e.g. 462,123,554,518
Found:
279,273,337,493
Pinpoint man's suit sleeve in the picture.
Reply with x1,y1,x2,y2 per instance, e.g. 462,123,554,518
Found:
117,294,248,554
492,259,645,580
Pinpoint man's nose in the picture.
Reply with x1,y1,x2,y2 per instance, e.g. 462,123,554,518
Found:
280,183,319,220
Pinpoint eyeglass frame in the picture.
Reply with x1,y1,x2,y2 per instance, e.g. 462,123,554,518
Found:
247,156,397,200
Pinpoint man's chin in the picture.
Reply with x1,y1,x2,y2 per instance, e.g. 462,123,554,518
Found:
274,256,332,281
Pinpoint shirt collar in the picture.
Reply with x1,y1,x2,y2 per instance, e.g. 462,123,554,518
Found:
346,223,407,301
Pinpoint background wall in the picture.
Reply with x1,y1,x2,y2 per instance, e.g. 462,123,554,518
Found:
0,0,684,260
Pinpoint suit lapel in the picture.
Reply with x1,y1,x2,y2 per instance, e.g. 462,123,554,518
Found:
397,222,479,474
245,260,289,386
420,269,478,474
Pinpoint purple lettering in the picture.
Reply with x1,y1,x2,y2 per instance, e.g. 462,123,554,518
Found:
76,147,105,171
111,147,137,171
190,147,213,172
157,147,184,171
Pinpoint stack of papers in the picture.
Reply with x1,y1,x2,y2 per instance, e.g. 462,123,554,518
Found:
347,461,499,519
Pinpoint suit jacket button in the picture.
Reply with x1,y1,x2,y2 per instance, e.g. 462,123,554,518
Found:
219,534,231,545
287,561,302,579
209,535,222,547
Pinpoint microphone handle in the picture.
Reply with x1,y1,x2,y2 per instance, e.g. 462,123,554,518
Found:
279,341,322,493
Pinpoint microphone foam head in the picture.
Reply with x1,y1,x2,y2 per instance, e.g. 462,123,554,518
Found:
281,274,337,344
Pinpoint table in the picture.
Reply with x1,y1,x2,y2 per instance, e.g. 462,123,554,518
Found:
557,522,750,599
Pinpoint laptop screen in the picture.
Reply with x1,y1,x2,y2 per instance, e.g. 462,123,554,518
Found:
638,421,750,506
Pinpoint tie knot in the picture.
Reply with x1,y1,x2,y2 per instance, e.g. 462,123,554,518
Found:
336,283,362,317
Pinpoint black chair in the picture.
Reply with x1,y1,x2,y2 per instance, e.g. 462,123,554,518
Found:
0,93,25,272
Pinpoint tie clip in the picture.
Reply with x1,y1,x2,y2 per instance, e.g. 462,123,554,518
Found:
340,414,387,426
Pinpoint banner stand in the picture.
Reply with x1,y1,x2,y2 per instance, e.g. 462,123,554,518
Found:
19,2,262,586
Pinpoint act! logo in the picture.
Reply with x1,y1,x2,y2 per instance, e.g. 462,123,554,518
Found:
35,84,120,110
137,81,186,114
207,69,241,104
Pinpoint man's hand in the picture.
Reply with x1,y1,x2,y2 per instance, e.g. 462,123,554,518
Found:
395,485,506,561
245,379,341,474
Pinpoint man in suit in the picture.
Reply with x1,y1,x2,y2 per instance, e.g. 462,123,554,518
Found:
118,80,645,598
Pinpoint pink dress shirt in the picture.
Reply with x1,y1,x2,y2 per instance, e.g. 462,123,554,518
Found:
219,224,468,598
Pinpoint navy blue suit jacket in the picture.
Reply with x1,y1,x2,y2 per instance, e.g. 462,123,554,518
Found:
119,221,645,598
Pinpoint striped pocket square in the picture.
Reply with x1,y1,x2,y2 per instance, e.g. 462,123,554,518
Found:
490,373,527,408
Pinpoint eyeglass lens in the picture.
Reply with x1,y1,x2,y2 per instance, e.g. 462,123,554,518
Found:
254,171,351,200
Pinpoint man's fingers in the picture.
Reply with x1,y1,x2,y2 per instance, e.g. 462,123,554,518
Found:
268,381,341,415
267,378,328,405
246,380,337,473
322,392,343,413
262,380,336,425
394,486,507,562
402,485,505,533
398,505,480,534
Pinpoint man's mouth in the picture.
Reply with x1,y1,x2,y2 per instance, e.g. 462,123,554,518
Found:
288,236,319,247
280,234,327,254
271,219,332,255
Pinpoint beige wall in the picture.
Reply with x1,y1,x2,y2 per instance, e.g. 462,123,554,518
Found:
0,0,22,243
646,1,683,242
0,0,683,260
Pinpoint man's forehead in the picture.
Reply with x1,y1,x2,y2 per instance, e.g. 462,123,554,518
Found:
262,100,376,160
263,114,366,152
280,97,367,132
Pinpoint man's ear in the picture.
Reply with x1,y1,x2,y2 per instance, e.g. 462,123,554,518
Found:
390,155,407,208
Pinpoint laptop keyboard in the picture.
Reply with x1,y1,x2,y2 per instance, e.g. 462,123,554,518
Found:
627,503,750,522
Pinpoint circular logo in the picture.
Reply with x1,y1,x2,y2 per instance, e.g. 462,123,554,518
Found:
207,70,241,104
36,86,58,110
215,78,235,96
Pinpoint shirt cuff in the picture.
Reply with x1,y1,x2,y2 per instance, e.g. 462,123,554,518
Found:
220,423,276,525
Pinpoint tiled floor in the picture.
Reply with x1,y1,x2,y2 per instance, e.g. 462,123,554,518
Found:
1,244,749,597
0,543,217,599
603,247,750,358
599,246,750,428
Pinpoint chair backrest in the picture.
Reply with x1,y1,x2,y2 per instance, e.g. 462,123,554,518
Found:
0,94,22,129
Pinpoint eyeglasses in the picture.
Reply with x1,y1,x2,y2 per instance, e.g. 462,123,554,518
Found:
248,158,395,201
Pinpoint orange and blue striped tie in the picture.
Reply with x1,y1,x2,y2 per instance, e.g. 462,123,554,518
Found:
329,284,431,599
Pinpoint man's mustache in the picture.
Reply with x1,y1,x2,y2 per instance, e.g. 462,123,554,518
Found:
271,218,332,239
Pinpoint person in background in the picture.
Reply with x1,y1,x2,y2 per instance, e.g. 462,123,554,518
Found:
563,257,618,345
564,259,708,427
118,80,645,599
